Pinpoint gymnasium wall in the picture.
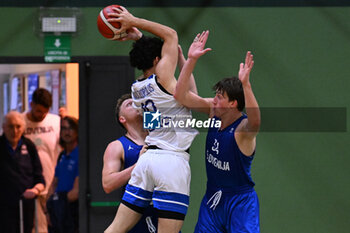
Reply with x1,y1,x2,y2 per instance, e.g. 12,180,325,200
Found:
1,6,350,233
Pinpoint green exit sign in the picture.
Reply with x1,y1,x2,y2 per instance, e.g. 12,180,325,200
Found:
44,35,71,62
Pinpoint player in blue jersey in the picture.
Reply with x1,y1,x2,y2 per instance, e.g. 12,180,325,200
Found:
102,93,159,233
174,31,261,232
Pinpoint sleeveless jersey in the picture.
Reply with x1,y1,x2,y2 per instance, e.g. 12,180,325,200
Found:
131,74,198,151
205,114,255,193
118,136,158,233
118,136,143,169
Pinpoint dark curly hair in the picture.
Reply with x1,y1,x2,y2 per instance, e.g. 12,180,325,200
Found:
213,77,245,112
129,35,163,71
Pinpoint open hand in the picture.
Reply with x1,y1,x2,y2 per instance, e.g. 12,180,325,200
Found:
238,51,254,85
188,30,212,60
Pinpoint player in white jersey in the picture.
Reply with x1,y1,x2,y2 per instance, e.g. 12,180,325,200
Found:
104,7,197,233
132,74,198,151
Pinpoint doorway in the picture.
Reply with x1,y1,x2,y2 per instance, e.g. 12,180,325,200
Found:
0,56,135,233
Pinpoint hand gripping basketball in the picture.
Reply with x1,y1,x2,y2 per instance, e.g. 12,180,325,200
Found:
97,5,128,40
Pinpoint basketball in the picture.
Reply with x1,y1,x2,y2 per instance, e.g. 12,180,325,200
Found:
97,5,128,40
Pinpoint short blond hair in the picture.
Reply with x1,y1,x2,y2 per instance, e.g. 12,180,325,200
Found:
115,93,132,129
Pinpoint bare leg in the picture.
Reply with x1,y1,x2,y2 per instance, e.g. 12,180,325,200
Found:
158,218,184,233
104,203,142,233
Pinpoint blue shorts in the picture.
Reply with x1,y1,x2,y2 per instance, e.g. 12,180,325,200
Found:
129,205,158,233
194,189,260,233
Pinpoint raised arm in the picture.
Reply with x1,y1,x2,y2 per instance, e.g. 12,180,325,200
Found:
102,140,135,194
236,51,261,137
174,31,212,114
177,45,197,94
108,6,178,91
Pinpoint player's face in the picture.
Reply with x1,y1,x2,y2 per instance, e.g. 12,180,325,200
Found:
30,103,49,122
60,120,78,144
121,99,142,121
3,115,25,146
212,91,234,117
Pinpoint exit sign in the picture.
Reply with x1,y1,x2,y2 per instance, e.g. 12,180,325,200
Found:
44,35,71,63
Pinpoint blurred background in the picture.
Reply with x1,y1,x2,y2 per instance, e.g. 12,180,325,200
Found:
0,1,349,232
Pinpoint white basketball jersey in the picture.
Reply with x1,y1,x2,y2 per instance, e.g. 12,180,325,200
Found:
131,74,198,151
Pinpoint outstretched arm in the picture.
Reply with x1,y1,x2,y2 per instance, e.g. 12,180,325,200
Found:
108,6,178,91
177,45,198,94
174,31,212,114
102,141,135,193
237,51,260,137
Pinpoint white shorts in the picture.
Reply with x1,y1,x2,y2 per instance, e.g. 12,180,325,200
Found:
122,149,191,215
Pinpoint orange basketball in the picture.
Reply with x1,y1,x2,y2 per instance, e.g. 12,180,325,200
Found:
97,5,128,40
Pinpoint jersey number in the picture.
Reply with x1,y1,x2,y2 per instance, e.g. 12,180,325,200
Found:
141,100,157,112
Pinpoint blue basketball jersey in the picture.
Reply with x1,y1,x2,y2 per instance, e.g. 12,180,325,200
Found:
118,136,143,169
117,136,158,233
205,114,255,193
195,114,260,233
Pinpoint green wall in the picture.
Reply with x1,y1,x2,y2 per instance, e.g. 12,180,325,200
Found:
1,7,350,233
